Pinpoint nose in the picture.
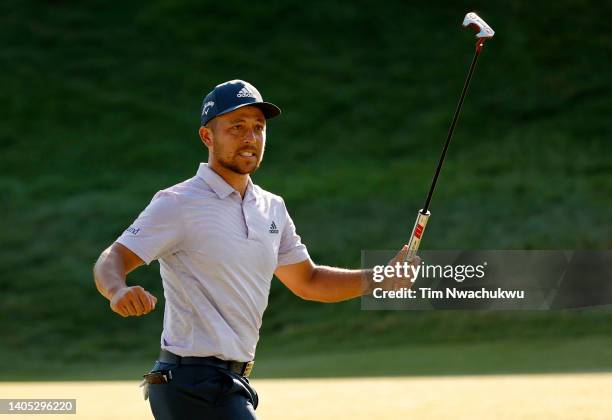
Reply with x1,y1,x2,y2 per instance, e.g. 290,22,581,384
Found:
243,129,257,144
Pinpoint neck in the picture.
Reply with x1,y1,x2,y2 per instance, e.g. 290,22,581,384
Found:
208,162,249,197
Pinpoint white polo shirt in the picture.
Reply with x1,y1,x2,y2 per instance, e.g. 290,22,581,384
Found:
116,163,310,362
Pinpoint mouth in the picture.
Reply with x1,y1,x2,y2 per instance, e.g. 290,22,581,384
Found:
238,150,257,159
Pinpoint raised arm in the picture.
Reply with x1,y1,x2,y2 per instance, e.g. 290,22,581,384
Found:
93,242,157,317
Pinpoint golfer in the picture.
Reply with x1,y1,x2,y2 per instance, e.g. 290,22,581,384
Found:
93,80,414,419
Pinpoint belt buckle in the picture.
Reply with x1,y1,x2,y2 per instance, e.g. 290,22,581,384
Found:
242,361,254,377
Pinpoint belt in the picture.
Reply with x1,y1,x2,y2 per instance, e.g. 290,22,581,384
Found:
158,349,254,378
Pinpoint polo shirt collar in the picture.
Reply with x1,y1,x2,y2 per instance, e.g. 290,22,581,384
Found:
197,163,259,202
244,179,258,202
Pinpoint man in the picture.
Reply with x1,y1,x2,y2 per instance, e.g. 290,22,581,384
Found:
93,80,414,419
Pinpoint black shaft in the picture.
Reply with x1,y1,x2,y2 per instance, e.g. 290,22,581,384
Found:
422,48,481,213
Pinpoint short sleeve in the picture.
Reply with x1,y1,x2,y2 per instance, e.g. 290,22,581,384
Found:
277,200,310,268
116,191,184,265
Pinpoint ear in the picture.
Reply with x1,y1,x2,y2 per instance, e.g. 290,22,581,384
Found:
199,126,213,149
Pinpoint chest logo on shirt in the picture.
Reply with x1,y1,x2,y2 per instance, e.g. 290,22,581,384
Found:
269,221,279,234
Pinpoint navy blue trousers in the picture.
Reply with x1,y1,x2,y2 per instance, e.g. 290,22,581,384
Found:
147,361,258,419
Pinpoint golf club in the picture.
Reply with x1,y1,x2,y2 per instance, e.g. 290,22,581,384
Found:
406,12,495,258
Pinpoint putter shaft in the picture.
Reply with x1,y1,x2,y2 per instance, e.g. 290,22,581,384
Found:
407,35,489,257
422,45,481,213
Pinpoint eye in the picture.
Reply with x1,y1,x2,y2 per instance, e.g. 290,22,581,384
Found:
255,125,264,132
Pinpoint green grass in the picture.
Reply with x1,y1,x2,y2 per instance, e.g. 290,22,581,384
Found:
2,0,612,380
5,336,612,381
255,337,612,378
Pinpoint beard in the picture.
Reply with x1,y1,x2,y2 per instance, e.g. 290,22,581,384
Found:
214,149,262,175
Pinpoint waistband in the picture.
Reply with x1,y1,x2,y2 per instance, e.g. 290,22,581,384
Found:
158,349,254,377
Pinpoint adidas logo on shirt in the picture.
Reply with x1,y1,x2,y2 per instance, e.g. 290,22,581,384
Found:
269,221,279,234
237,87,256,98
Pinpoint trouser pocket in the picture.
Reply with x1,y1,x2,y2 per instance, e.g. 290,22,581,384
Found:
219,371,259,410
141,362,175,401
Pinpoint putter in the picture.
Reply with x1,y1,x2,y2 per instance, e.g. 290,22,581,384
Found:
406,12,494,258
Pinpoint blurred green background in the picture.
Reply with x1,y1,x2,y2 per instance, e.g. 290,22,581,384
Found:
2,0,612,380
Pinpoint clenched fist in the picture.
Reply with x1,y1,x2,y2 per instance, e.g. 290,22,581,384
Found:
110,286,157,317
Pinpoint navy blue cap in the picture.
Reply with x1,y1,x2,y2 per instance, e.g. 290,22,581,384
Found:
200,80,281,126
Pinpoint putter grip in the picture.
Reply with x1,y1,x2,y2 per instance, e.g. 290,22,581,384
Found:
406,210,431,259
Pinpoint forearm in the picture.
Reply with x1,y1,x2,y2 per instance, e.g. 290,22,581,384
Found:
93,247,127,300
278,246,415,303
307,265,373,303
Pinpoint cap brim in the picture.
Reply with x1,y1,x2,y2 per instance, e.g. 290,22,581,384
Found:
217,101,281,121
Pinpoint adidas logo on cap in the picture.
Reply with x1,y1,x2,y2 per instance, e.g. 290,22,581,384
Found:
237,87,256,98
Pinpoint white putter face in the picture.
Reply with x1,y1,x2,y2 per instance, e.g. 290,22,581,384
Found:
463,12,495,38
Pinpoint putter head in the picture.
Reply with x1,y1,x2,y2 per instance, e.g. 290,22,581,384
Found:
463,12,495,38
463,12,494,52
